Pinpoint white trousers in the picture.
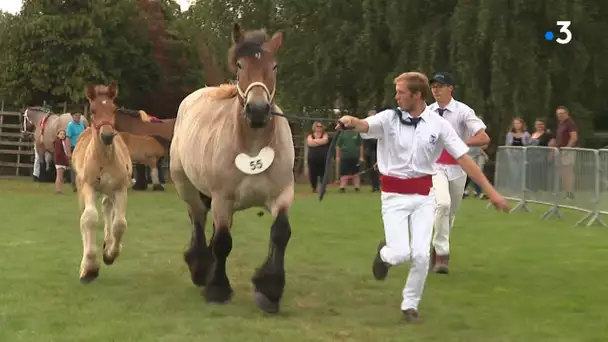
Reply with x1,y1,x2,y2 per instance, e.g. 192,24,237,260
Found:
379,191,436,311
33,149,52,177
432,169,467,256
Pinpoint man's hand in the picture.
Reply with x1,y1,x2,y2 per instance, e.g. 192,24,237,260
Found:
336,115,358,130
488,193,510,213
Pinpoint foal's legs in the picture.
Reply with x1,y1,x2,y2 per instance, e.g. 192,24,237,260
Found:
252,184,294,314
204,197,234,304
103,188,128,265
79,184,100,283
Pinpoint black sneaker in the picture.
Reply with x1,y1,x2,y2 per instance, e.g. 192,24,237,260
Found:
372,240,390,280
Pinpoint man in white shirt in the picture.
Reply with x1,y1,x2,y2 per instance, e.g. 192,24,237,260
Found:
427,72,490,274
335,71,508,323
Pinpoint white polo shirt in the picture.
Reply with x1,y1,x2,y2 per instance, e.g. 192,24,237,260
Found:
428,98,486,180
360,106,469,179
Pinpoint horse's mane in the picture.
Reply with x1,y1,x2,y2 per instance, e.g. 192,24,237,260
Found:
26,106,54,114
207,83,238,99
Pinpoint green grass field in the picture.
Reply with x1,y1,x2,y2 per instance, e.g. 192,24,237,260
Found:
1,178,607,342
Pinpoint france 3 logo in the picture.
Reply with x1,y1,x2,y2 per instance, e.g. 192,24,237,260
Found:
544,21,572,45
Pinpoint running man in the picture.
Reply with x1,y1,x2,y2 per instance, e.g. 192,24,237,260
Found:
428,72,490,274
335,71,509,322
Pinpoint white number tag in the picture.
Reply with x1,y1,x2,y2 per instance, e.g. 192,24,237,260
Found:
234,146,275,175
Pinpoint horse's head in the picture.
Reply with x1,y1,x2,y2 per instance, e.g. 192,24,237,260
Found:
85,81,119,146
229,23,283,129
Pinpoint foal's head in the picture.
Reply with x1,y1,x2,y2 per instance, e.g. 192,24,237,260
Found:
85,81,119,146
228,23,283,129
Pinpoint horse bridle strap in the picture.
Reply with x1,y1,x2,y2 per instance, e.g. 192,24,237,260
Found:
319,121,351,201
236,81,276,107
93,120,115,130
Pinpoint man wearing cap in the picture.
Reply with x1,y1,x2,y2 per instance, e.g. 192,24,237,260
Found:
428,72,490,274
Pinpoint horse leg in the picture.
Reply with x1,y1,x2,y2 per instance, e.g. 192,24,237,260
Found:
204,198,234,304
101,195,114,261
149,160,165,191
252,184,294,314
171,162,212,287
79,184,100,283
103,188,127,265
132,164,147,190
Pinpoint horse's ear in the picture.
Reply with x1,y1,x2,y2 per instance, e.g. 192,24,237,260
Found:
108,80,118,99
232,23,243,44
265,31,283,53
85,85,96,101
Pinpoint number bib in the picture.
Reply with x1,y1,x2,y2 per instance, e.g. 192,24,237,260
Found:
234,147,275,175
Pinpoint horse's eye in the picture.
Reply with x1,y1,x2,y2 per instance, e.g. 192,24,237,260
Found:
236,62,242,69
273,65,278,71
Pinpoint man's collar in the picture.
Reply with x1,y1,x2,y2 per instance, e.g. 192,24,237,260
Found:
434,98,456,113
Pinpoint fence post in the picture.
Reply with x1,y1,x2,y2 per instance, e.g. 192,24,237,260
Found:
540,147,563,220
573,150,604,227
509,147,531,213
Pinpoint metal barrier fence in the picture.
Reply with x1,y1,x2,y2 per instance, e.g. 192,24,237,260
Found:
488,146,607,227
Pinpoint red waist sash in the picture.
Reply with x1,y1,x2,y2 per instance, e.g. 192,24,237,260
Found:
436,149,459,165
380,174,433,195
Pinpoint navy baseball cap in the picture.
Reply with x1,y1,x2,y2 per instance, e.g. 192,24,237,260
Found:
430,72,456,85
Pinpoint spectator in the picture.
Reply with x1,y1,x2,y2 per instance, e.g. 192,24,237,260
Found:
53,129,70,194
306,121,330,193
362,110,380,192
505,117,531,146
527,118,556,193
505,117,530,192
554,106,578,200
66,113,87,191
336,124,364,192
465,143,489,198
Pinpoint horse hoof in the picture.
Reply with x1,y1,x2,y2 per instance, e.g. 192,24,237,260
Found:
203,285,233,304
79,269,100,284
254,291,280,314
152,184,165,191
102,253,116,265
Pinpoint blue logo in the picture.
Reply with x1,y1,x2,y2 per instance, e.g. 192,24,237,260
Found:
429,134,437,145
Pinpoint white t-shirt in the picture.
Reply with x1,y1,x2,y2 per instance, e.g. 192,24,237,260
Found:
360,106,469,179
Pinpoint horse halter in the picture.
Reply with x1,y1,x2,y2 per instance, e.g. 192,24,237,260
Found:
21,112,33,134
236,81,276,108
92,120,115,130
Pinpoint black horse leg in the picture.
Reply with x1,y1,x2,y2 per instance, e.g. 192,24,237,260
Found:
252,209,292,314
184,193,213,286
132,164,147,190
204,199,234,304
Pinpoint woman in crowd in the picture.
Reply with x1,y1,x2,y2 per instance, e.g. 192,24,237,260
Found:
306,121,330,192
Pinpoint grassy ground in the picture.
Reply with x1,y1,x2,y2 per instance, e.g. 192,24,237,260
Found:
1,178,607,342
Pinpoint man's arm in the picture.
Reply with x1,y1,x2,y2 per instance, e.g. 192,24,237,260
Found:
337,110,390,139
463,110,490,146
441,121,501,200
567,131,578,147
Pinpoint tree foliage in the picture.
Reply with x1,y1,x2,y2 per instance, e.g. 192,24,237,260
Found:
0,0,606,147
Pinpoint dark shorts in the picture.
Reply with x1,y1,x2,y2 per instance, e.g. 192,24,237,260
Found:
340,157,360,176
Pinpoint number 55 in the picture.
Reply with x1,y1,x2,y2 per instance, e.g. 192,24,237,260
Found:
556,21,572,45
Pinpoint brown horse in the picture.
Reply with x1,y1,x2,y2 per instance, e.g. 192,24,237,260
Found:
72,81,133,283
119,130,166,191
170,24,294,314
114,108,175,190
